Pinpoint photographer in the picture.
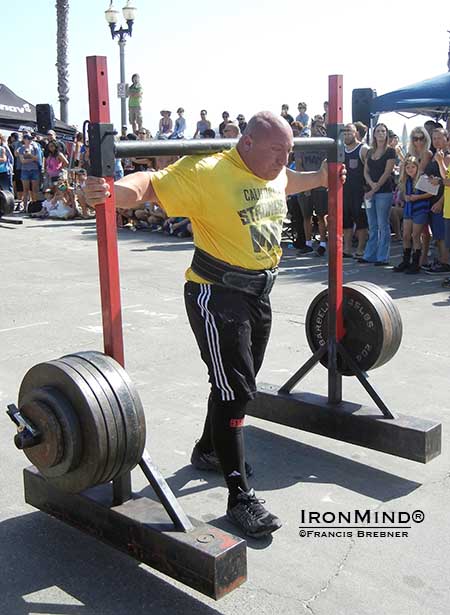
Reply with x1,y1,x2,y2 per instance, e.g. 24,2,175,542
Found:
47,181,76,220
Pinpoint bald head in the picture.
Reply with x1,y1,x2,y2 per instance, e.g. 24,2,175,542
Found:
237,111,293,180
242,111,293,141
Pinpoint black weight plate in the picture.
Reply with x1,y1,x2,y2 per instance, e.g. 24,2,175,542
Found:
305,284,385,376
69,353,140,477
61,355,126,483
347,282,398,369
0,190,14,217
19,386,82,478
348,282,402,369
70,352,145,474
95,352,146,461
343,282,388,371
57,357,119,486
98,353,147,455
19,361,108,493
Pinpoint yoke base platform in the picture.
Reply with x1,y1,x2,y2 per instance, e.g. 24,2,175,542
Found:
246,383,441,464
24,466,247,600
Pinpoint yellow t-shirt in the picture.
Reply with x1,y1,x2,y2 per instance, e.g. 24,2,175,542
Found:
151,147,288,283
444,166,450,219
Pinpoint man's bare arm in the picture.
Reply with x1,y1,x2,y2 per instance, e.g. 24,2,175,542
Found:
285,163,328,195
84,172,161,209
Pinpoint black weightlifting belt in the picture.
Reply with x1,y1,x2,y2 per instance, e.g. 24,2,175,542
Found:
191,247,278,297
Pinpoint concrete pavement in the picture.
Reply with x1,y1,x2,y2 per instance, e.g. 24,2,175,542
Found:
0,215,449,615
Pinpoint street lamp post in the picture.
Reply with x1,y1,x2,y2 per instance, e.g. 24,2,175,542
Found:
104,1,137,129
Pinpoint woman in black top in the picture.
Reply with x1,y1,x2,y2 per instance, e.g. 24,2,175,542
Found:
359,123,396,265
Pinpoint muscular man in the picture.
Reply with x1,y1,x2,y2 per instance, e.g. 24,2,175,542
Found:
343,123,369,257
84,111,338,539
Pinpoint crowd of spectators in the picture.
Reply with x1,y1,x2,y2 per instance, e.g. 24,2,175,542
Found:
283,107,450,290
0,128,92,219
1,103,450,290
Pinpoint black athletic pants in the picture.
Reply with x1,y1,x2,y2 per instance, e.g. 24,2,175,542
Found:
184,281,272,504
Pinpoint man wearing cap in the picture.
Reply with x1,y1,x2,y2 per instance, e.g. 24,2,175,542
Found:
83,111,345,539
236,114,247,134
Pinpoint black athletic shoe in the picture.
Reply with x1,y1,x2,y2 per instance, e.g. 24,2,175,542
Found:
227,488,282,538
315,246,326,257
190,444,253,477
423,263,450,275
297,245,314,254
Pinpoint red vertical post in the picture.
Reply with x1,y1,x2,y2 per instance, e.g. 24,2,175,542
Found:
86,56,125,366
327,75,344,403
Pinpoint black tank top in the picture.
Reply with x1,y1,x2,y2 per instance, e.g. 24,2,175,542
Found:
344,143,364,191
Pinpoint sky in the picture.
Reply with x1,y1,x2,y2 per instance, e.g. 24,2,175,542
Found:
2,0,450,140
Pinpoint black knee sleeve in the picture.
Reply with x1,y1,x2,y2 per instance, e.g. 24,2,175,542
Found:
210,398,249,503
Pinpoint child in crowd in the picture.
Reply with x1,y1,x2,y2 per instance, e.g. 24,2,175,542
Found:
393,156,433,273
74,169,94,218
47,181,76,220
29,188,56,218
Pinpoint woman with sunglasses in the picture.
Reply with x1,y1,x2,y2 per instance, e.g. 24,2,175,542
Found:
358,123,396,266
408,127,432,173
407,127,433,265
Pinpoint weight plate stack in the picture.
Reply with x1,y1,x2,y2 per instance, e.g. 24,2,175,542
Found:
67,351,146,478
17,352,147,493
305,281,402,376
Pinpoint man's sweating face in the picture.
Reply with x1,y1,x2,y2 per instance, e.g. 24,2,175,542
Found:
247,128,293,180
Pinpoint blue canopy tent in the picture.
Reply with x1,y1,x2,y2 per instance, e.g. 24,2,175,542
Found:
371,72,450,120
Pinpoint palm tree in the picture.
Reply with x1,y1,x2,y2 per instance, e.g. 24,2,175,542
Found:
56,0,69,123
